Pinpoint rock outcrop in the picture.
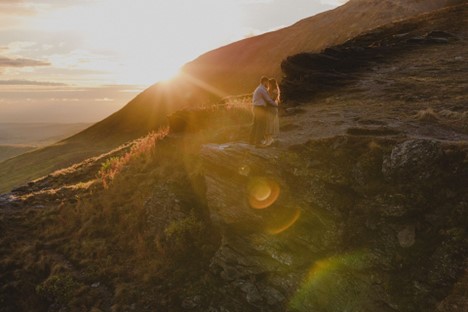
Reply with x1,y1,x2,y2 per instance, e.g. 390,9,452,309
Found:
280,5,465,102
201,137,468,311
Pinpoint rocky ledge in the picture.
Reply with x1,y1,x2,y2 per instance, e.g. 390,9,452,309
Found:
200,136,468,312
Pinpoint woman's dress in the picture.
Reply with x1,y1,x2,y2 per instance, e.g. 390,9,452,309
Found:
266,89,279,136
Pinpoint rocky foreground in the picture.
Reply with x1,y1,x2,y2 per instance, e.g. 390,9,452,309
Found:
201,136,467,311
196,6,467,311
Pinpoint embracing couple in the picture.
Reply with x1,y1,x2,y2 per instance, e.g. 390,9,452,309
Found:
249,76,280,147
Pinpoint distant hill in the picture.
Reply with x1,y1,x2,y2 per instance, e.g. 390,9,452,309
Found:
182,0,466,94
0,123,92,146
0,146,35,163
0,122,91,163
0,0,463,193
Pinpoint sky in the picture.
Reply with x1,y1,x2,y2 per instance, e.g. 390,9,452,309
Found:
0,0,348,123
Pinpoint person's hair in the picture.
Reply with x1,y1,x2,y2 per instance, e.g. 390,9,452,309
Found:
260,76,269,84
268,78,278,87
268,78,281,102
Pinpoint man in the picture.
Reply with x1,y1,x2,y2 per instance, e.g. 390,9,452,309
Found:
250,76,278,147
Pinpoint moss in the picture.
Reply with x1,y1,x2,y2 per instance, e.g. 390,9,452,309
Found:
36,274,82,305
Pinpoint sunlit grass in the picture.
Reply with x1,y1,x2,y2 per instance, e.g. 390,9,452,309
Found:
97,128,168,188
10,102,254,309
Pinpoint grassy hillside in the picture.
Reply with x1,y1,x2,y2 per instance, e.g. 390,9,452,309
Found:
0,146,36,163
0,0,460,193
0,101,253,311
182,0,464,94
0,123,92,146
0,123,92,163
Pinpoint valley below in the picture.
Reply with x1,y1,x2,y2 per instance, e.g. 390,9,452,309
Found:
0,123,92,162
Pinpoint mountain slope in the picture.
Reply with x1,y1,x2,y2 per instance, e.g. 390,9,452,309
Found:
0,0,464,193
182,0,466,94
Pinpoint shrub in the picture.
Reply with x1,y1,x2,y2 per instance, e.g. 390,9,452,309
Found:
36,274,81,304
163,215,205,255
97,129,168,188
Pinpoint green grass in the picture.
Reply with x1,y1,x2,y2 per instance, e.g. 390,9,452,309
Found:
0,103,252,311
0,145,36,163
0,141,111,193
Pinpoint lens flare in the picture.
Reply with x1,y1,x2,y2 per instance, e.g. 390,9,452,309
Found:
267,207,301,235
254,183,271,201
290,251,373,311
248,177,280,209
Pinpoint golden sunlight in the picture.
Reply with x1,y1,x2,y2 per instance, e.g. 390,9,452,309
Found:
28,0,243,86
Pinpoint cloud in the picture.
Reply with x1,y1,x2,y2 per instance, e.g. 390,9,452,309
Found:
0,0,26,3
0,84,140,123
239,0,273,3
0,79,66,86
0,0,93,14
0,0,36,16
5,41,37,54
94,98,114,102
320,0,348,6
0,55,49,67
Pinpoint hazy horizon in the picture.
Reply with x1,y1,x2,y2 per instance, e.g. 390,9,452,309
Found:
0,0,347,123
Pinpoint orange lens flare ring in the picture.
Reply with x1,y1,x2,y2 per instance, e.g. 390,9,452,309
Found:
248,177,280,209
267,208,301,235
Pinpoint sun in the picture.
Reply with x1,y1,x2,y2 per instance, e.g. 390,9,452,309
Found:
28,0,243,86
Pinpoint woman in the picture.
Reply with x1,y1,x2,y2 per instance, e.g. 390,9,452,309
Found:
265,78,280,145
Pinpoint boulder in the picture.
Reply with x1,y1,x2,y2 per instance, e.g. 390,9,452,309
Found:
382,139,445,182
200,137,467,311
